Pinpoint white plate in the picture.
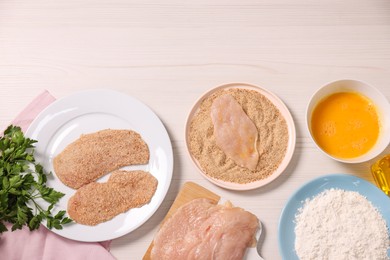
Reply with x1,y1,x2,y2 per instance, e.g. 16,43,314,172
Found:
26,89,173,242
185,83,296,190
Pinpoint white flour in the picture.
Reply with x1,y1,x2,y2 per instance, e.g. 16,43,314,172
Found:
294,189,390,260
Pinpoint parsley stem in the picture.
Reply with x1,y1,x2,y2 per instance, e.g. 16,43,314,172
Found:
0,125,72,233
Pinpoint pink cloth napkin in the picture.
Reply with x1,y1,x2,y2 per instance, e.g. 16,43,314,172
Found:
1,90,115,260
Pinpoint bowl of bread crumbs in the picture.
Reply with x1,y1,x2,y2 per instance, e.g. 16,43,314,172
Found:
185,83,296,190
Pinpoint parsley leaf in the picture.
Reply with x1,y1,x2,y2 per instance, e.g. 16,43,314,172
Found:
0,125,72,233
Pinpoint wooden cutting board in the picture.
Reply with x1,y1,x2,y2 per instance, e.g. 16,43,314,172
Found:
142,182,221,260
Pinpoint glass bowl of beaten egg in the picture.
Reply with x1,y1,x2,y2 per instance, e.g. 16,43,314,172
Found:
306,79,390,163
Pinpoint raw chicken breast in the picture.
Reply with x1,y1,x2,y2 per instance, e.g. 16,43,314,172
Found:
210,94,259,171
151,198,259,260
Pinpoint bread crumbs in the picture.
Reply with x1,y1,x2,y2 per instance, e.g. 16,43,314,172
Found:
188,87,289,184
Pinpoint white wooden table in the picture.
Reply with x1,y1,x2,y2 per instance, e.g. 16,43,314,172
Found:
1,1,389,259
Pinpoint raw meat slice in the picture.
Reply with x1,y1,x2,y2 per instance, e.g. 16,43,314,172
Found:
210,94,259,171
53,129,149,189
151,198,259,260
67,170,157,226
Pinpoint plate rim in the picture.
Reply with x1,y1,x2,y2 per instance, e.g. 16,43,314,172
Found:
185,82,296,190
25,88,174,242
277,173,390,259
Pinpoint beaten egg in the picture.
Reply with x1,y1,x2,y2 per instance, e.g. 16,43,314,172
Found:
311,92,380,159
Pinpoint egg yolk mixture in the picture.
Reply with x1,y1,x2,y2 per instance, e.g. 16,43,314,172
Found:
311,92,380,159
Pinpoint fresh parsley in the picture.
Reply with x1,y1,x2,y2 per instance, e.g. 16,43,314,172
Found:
0,125,72,233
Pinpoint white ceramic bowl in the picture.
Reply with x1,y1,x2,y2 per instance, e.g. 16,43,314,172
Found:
185,83,296,190
306,79,390,163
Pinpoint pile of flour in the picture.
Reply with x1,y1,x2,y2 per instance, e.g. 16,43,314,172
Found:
295,188,390,260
